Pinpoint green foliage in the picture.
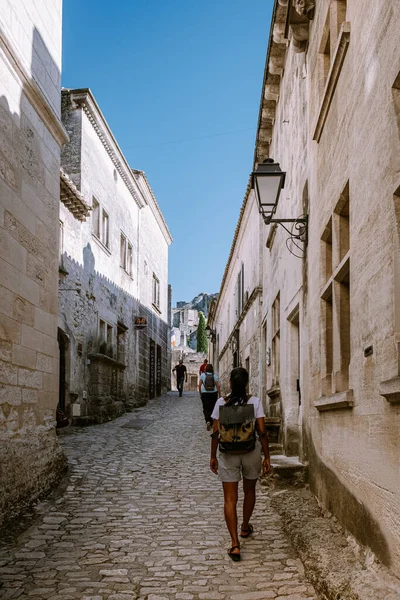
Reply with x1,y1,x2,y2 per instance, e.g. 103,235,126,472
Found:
196,311,208,354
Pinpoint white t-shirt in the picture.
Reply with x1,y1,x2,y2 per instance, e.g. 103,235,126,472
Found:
211,396,265,421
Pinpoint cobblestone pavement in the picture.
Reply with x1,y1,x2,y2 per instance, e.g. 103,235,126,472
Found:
0,392,318,600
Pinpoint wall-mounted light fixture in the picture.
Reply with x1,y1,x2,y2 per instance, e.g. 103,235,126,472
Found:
205,325,216,343
252,158,308,257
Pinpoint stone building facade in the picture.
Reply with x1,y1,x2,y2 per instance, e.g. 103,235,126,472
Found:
0,1,67,524
210,0,400,578
207,183,263,397
59,88,172,424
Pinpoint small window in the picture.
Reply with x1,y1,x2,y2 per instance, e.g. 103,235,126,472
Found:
127,243,133,276
107,324,113,347
59,220,64,262
99,319,106,345
99,318,114,358
152,274,160,309
102,209,109,248
120,233,133,276
120,233,127,269
92,198,100,238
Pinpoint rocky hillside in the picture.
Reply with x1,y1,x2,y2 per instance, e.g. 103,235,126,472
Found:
175,292,218,318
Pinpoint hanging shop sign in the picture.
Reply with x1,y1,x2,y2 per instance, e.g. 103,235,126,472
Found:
134,316,148,330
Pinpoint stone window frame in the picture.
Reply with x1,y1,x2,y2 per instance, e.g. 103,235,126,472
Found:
59,220,64,263
152,273,161,313
120,231,133,277
235,262,245,319
91,196,111,254
98,317,115,358
379,82,400,405
313,0,350,142
315,181,353,411
271,292,281,387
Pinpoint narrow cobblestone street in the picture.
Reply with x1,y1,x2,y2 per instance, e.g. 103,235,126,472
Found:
0,393,318,600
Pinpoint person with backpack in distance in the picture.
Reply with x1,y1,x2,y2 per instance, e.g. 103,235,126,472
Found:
199,363,221,431
209,367,271,562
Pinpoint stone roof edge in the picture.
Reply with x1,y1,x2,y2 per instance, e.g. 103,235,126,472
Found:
209,176,253,322
132,169,173,245
253,0,314,168
60,168,91,221
64,88,145,209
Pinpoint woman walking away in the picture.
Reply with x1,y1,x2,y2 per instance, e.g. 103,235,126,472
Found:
210,367,271,561
199,363,221,431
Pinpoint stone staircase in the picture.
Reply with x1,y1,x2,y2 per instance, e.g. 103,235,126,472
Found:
265,417,307,485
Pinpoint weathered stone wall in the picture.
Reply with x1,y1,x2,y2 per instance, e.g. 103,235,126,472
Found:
0,1,66,524
211,190,263,398
257,0,400,576
304,0,400,574
59,89,171,423
59,251,169,422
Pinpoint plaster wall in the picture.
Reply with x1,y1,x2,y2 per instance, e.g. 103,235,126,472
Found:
137,194,169,319
80,109,140,298
212,190,262,397
0,0,66,524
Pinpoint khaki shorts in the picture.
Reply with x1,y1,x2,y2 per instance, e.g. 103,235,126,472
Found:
218,443,262,482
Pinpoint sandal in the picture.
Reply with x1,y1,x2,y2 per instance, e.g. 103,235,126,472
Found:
227,545,241,561
240,523,254,538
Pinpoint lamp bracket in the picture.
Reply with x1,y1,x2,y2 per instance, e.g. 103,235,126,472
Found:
265,215,308,258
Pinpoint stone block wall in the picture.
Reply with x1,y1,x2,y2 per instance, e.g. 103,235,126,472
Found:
59,89,171,423
254,0,400,576
0,1,66,525
59,250,169,424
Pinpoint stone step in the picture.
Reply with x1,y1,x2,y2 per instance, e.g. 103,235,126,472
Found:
264,417,281,443
269,443,283,455
269,454,307,484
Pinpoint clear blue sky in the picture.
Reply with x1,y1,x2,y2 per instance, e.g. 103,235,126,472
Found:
62,0,273,305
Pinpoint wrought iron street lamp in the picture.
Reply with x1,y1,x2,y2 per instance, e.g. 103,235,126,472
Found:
252,158,286,224
252,158,308,257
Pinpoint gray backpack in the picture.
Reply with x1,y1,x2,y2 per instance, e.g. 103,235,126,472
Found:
204,372,215,391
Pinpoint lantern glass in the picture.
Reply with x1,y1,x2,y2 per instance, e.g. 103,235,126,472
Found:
252,159,286,223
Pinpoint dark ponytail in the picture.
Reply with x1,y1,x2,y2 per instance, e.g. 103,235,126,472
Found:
226,367,248,406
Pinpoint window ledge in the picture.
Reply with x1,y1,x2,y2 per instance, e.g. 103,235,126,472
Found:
152,303,161,315
313,22,351,143
314,389,353,411
92,233,111,256
120,266,133,279
88,353,126,369
379,376,400,405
